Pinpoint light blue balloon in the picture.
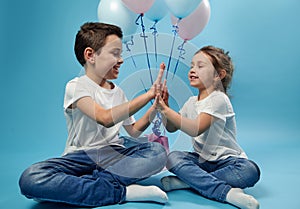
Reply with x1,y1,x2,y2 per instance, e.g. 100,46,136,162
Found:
145,0,169,22
97,0,138,38
164,0,202,19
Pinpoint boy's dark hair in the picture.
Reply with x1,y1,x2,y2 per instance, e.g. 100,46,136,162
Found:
74,22,123,66
196,45,234,94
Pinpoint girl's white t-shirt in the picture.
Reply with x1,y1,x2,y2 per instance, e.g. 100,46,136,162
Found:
180,91,247,161
62,75,135,155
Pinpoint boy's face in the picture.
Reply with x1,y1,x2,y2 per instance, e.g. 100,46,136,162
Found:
188,52,216,90
94,34,123,80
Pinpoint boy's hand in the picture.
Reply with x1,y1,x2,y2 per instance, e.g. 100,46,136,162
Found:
147,63,165,99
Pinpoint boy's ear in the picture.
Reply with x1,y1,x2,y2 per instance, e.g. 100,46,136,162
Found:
84,47,95,63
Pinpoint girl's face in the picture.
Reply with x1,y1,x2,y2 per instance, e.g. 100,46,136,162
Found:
94,34,123,80
188,52,217,90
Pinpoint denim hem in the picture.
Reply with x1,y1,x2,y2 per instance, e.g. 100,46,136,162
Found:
218,184,231,202
118,185,127,204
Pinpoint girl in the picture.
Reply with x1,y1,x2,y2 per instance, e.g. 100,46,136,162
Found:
156,46,260,209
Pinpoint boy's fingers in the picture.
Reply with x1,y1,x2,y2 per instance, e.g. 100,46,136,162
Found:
155,62,165,84
162,79,166,89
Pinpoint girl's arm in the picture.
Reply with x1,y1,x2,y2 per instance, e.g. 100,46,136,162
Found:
158,80,179,133
155,95,214,137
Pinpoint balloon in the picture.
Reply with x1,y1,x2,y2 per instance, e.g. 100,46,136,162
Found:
145,0,168,22
165,0,201,19
171,0,210,40
97,0,138,40
122,0,155,14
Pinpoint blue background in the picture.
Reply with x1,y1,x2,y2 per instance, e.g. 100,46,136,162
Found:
1,0,300,209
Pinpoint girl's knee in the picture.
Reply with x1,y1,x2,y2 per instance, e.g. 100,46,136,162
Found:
246,160,261,187
166,151,187,170
236,159,261,188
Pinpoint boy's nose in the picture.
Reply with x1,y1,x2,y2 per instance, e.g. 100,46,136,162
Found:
118,57,124,64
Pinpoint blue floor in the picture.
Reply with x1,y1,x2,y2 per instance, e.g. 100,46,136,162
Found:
1,0,300,209
2,123,300,209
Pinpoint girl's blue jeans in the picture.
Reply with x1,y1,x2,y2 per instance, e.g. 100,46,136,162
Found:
166,151,260,202
19,141,167,207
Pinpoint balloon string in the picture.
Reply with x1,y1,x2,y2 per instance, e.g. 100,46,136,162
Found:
152,111,162,136
165,18,181,80
172,40,186,80
125,36,137,69
150,21,158,70
136,14,153,85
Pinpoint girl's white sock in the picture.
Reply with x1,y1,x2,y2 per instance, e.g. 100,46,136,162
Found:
161,176,190,192
226,188,259,209
125,184,168,203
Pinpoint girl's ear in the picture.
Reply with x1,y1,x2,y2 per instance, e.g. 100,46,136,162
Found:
218,69,227,80
84,47,95,64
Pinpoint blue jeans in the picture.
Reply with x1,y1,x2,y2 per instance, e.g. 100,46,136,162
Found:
19,142,167,207
166,151,260,202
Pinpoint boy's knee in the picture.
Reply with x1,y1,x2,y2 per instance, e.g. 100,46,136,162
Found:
19,163,47,197
19,166,36,197
150,142,168,164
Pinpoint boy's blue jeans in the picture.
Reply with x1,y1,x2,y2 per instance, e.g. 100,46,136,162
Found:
19,142,167,207
166,151,260,202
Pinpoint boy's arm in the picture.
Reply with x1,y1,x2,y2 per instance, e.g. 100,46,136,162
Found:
123,63,167,137
75,64,165,128
123,106,157,138
75,92,152,128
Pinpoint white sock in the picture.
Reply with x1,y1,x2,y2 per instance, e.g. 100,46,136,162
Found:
125,184,168,203
161,176,190,192
226,188,260,209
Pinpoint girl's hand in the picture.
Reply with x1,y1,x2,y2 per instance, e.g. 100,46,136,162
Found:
161,80,169,107
153,93,168,112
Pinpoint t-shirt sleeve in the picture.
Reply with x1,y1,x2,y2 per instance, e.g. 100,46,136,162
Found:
63,78,91,110
201,93,233,122
179,99,190,117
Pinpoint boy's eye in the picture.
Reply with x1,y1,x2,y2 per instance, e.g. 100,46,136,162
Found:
112,51,121,58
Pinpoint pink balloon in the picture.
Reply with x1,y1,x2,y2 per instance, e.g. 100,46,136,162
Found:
122,0,155,14
171,0,211,41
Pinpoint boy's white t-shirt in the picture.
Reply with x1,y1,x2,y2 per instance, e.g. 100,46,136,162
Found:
62,75,135,155
180,90,247,161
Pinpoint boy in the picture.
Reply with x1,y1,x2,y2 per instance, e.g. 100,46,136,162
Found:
19,22,168,207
